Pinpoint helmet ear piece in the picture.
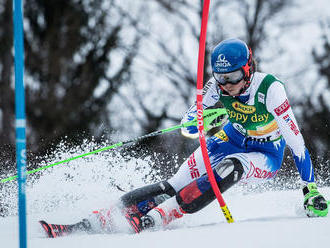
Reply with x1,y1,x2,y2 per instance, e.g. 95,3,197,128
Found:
242,46,253,82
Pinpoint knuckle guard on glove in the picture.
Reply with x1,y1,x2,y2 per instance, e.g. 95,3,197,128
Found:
181,114,199,139
303,183,328,217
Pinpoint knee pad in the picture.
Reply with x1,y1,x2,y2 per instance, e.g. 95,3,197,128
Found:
120,181,176,207
214,157,244,192
176,158,243,214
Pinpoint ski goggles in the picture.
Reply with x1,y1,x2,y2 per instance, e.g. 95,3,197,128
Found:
213,69,244,85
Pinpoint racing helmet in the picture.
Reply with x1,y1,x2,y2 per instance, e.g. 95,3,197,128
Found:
211,38,254,86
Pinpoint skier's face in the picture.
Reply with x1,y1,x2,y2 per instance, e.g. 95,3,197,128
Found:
221,79,247,96
213,69,248,96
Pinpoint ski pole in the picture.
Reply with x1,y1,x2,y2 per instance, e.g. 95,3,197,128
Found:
1,108,227,183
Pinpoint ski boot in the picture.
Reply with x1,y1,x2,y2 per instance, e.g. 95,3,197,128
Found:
125,196,185,233
124,213,155,233
39,219,92,238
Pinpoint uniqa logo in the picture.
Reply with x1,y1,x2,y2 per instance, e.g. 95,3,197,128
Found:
216,54,231,67
232,101,256,114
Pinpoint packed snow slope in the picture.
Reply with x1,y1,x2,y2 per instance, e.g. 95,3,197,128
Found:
0,141,329,248
2,187,330,248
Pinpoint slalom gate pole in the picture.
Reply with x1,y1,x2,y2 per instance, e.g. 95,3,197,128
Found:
13,0,28,247
1,108,227,184
196,0,234,223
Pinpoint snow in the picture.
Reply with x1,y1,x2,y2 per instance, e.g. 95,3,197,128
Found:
1,1,329,248
1,178,330,247
0,140,329,248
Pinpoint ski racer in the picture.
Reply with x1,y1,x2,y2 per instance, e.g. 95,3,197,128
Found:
40,38,328,238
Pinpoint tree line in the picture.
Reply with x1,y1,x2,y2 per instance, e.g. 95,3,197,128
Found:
0,0,329,182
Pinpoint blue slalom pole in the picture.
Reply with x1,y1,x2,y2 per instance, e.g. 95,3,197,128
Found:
13,0,27,247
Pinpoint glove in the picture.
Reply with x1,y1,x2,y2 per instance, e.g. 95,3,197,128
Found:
205,114,228,132
303,183,329,217
181,113,199,139
181,107,227,139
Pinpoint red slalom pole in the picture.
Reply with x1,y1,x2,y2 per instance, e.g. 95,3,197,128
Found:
196,0,234,223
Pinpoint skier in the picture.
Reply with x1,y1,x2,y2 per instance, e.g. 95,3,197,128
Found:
40,38,328,238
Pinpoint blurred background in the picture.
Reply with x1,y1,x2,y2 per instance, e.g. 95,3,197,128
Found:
0,0,329,202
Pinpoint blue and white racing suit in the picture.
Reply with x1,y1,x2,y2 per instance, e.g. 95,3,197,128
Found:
168,72,314,192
